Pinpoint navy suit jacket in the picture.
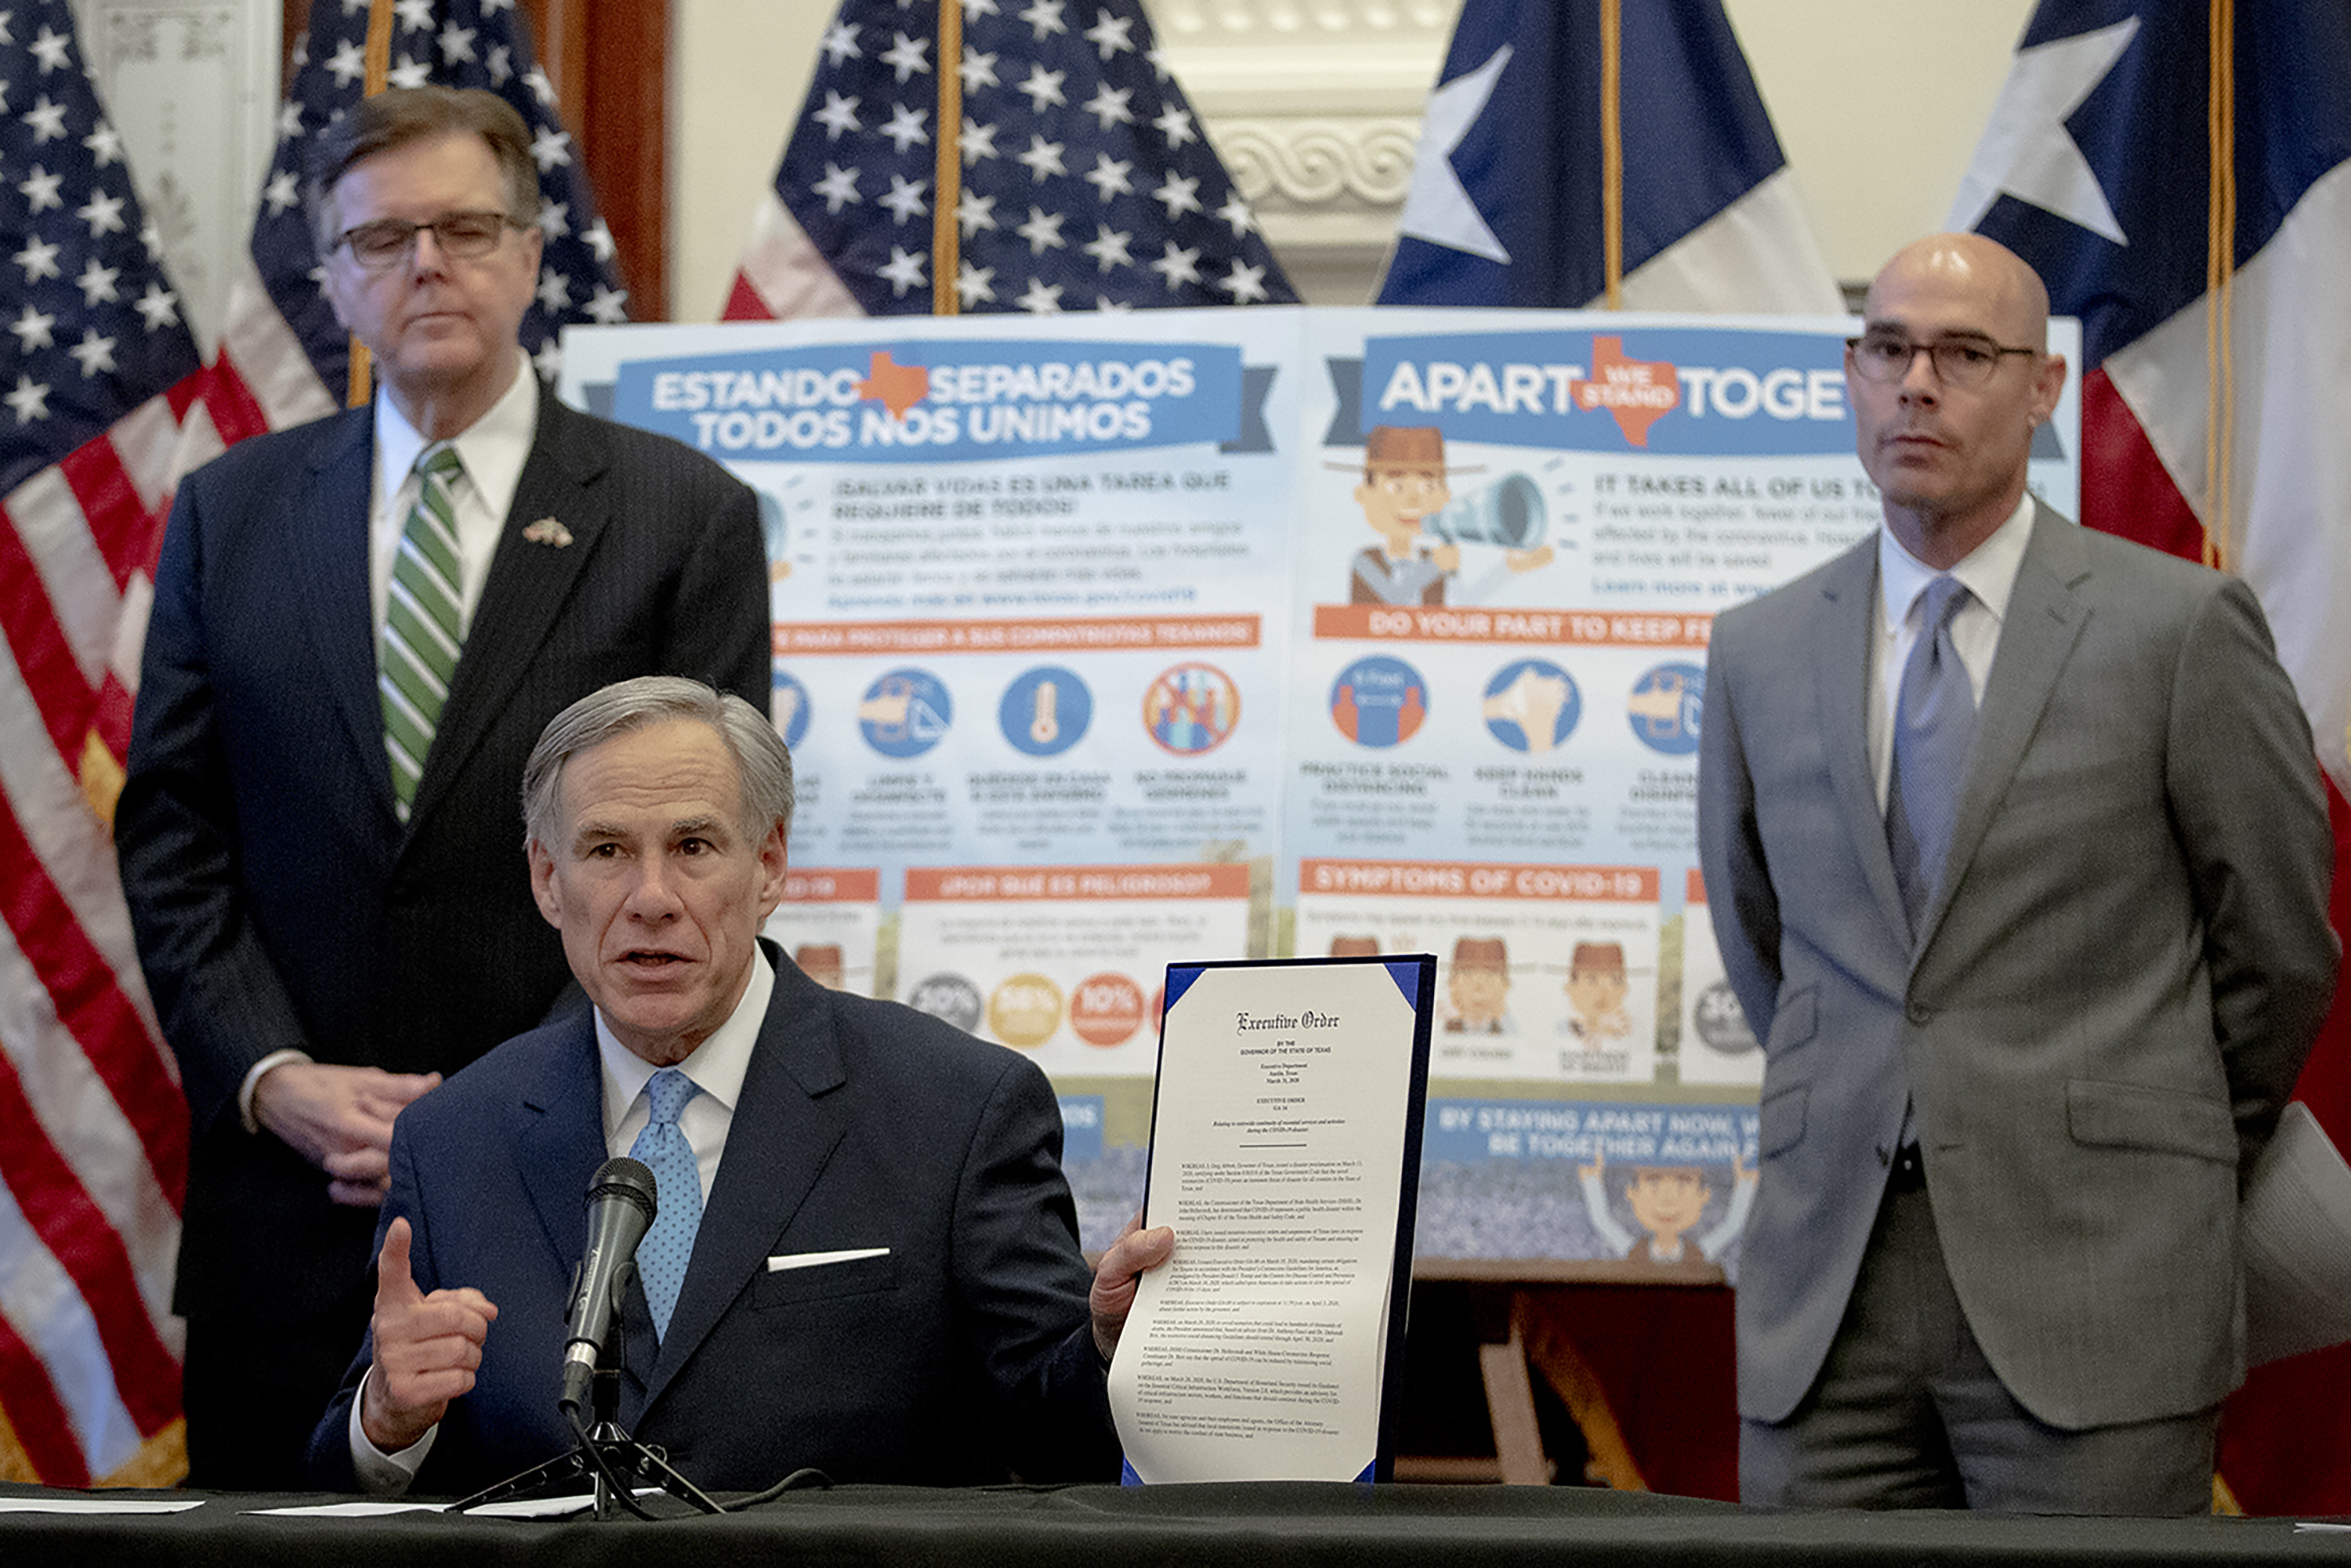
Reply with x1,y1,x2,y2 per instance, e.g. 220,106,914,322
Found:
117,391,770,1330
306,951,1119,1494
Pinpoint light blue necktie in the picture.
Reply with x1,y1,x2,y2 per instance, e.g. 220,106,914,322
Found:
629,1068,703,1339
1886,577,1979,936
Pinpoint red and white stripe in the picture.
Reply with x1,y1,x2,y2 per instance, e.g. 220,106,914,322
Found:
0,374,197,1486
2090,158,2351,804
167,266,340,487
721,188,866,322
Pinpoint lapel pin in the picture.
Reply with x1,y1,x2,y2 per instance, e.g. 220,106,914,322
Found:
522,516,574,548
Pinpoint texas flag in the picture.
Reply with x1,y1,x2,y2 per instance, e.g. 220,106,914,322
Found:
1375,0,1839,313
1957,0,2351,1516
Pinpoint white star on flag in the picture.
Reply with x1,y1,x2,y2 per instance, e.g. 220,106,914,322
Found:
1947,17,2139,242
1016,275,1064,313
728,0,1294,318
67,326,116,376
878,245,926,295
1393,43,1513,263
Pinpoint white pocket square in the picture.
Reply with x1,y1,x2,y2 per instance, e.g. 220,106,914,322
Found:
766,1246,889,1273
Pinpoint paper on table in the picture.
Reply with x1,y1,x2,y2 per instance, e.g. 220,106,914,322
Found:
248,1490,654,1519
2242,1100,2351,1367
1109,961,1422,1483
0,1497,205,1514
246,1501,449,1517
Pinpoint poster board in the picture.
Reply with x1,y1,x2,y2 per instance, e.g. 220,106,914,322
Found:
561,306,2083,1278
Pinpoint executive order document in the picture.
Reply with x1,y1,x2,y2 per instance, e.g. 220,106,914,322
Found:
1110,957,1433,1483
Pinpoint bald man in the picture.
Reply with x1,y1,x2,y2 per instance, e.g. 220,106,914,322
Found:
1698,234,2335,1512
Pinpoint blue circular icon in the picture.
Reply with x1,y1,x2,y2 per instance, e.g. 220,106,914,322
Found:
1331,654,1428,748
1000,665,1092,757
1627,661,1704,755
1482,658,1580,753
857,668,953,758
770,668,812,750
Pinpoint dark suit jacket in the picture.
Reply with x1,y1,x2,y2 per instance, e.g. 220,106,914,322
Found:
1698,507,2337,1430
306,951,1119,1494
117,391,770,1331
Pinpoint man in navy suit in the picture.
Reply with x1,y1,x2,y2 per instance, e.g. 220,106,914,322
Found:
116,89,768,1487
1699,234,2335,1512
307,678,1175,1494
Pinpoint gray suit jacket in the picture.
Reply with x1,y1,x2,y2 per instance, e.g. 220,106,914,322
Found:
1698,504,2337,1429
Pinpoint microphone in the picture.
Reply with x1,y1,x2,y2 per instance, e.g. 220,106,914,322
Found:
559,1156,657,1414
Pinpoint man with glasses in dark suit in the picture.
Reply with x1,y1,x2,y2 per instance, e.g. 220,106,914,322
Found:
118,86,769,1488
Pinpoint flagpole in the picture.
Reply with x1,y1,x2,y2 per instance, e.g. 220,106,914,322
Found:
2203,0,2235,569
1599,0,1623,309
346,0,398,407
933,0,964,315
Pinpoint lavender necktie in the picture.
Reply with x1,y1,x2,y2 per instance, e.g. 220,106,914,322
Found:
1886,577,1978,936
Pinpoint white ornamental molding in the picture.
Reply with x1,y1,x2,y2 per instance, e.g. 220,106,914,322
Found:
1151,0,1460,49
1212,118,1421,214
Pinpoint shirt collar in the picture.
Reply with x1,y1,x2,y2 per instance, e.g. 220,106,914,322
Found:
371,347,538,500
596,943,774,1140
1878,491,2038,630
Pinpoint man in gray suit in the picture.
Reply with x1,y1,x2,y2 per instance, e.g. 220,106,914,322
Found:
1698,232,2337,1512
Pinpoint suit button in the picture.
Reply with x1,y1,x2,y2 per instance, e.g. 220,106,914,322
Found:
1907,1001,1931,1025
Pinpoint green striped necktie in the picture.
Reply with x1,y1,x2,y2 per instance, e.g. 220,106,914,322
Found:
379,443,467,822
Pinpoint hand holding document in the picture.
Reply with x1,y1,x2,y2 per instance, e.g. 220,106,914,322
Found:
1109,957,1432,1483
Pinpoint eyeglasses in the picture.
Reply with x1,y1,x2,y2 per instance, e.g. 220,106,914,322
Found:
336,210,523,271
1846,332,2039,389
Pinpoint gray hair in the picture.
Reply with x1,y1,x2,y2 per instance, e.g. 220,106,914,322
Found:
521,677,794,849
308,85,544,256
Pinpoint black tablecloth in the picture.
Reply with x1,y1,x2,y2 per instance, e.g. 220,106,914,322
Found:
3,1480,2343,1566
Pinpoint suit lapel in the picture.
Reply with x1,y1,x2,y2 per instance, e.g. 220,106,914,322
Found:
506,1017,668,1416
1914,504,2091,950
1809,538,1911,940
513,1018,610,1284
290,408,402,829
407,393,610,830
645,954,850,1409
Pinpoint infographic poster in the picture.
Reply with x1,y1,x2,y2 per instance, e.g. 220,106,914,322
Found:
566,307,2082,1264
1284,310,2077,1260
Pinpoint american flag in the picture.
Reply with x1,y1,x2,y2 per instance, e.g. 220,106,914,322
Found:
726,0,1297,318
0,0,201,1486
176,0,632,469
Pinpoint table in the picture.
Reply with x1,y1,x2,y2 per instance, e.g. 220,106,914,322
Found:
3,1480,2342,1566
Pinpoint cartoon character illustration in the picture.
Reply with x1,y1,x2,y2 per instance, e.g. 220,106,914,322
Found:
1341,427,1552,606
1444,936,1516,1034
1578,1150,1759,1269
1559,940,1633,1041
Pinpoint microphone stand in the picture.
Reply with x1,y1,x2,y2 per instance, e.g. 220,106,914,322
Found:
451,1291,723,1519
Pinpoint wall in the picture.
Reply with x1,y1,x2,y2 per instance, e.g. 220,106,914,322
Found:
670,1,2038,322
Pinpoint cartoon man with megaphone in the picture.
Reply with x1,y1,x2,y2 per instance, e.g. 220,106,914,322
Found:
1342,426,1552,605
